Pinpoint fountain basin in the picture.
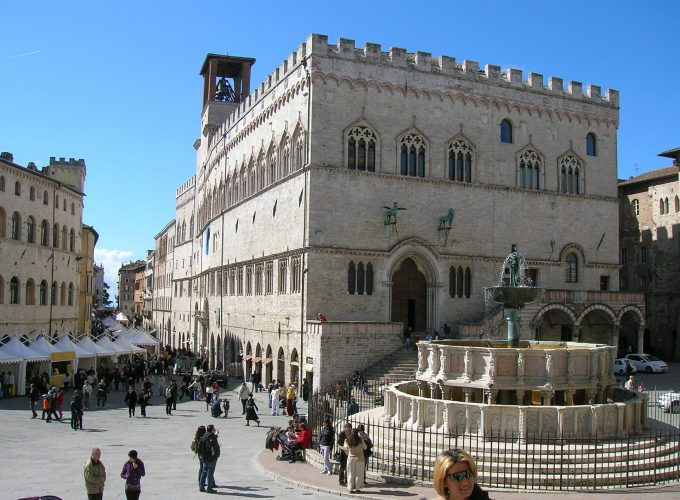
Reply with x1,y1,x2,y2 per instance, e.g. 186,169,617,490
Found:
485,286,545,309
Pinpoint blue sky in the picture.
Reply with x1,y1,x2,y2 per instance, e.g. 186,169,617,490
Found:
1,1,678,288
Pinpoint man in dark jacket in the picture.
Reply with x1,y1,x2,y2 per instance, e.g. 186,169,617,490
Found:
199,424,220,493
337,423,352,486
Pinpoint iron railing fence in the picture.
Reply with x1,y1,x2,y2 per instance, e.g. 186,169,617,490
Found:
306,384,680,490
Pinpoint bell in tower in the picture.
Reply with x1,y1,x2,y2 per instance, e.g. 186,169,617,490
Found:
200,54,256,110
215,77,236,102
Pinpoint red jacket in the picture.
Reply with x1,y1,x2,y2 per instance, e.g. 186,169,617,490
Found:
293,427,312,449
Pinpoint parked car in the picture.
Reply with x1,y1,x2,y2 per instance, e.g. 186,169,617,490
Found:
658,391,680,413
624,353,668,374
613,358,636,376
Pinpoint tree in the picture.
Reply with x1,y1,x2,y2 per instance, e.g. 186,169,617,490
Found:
103,282,113,307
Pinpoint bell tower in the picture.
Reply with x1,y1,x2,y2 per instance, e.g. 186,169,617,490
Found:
200,54,256,109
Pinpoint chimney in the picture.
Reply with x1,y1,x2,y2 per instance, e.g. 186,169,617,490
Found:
0,152,14,163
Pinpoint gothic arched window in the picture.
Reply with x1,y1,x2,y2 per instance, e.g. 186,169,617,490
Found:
347,262,356,294
11,212,21,240
27,216,35,243
565,253,579,283
519,149,541,190
447,139,473,182
10,276,20,304
347,126,377,172
560,155,583,195
400,133,426,178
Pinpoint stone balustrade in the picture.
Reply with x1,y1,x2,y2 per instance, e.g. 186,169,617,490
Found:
416,340,617,394
384,381,646,439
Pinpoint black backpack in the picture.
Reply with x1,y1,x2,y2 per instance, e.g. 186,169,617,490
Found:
198,435,215,461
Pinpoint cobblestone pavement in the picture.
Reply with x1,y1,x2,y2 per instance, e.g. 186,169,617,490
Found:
0,380,340,499
1,370,680,499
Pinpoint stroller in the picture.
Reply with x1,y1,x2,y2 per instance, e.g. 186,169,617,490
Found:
265,427,305,463
211,397,230,418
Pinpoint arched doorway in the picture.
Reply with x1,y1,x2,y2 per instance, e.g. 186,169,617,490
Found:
535,307,575,342
391,257,427,332
579,308,615,345
276,347,285,383
264,345,273,384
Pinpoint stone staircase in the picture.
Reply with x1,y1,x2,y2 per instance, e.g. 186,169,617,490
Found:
361,347,419,383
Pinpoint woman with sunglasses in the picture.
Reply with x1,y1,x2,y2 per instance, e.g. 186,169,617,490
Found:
433,449,490,500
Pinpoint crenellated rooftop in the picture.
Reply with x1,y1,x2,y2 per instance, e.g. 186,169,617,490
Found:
211,33,618,158
308,34,618,107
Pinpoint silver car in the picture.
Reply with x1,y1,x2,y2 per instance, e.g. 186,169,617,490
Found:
658,391,680,413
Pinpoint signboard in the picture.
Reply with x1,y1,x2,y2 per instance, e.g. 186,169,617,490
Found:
51,351,76,362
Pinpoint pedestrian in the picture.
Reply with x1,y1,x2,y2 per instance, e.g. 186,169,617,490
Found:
205,382,214,411
343,427,367,493
71,391,84,430
45,387,60,422
238,382,249,414
625,375,636,391
357,424,373,471
302,378,309,402
250,371,257,394
165,382,174,415
56,387,65,419
170,378,178,410
286,384,297,416
82,380,92,409
444,323,452,338
120,449,145,500
270,384,281,416
346,397,359,416
337,423,352,486
191,425,207,488
84,447,106,500
29,382,40,418
138,389,150,418
245,393,260,426
318,418,335,474
198,424,220,493
124,386,138,418
96,379,108,407
432,448,490,500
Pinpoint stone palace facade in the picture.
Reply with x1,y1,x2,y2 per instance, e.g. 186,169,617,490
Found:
151,34,644,391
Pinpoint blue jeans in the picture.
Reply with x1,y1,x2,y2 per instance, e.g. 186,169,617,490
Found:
197,458,204,486
199,459,217,490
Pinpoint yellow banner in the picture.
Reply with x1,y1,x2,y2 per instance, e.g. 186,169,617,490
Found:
51,351,75,362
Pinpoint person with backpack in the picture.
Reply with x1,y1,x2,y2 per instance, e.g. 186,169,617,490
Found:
357,424,373,471
165,383,174,415
191,425,207,488
124,386,138,418
198,424,220,493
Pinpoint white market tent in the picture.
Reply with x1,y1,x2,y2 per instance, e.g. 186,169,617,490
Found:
114,334,146,355
96,336,131,355
123,328,160,351
77,336,114,357
53,335,96,376
0,349,21,364
30,336,59,356
0,337,50,395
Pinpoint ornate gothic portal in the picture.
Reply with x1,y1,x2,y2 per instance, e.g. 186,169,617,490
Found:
391,258,427,331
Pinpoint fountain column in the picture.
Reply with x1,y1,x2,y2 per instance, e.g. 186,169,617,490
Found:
505,308,521,347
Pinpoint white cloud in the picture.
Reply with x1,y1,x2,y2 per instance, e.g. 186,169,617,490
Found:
94,248,135,290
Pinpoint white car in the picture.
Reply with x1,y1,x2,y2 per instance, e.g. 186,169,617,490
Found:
613,358,636,376
624,353,668,374
658,391,680,413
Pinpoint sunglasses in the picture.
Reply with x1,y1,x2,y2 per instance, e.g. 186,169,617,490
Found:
447,469,474,482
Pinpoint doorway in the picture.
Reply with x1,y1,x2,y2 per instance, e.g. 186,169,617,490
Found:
391,258,427,331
